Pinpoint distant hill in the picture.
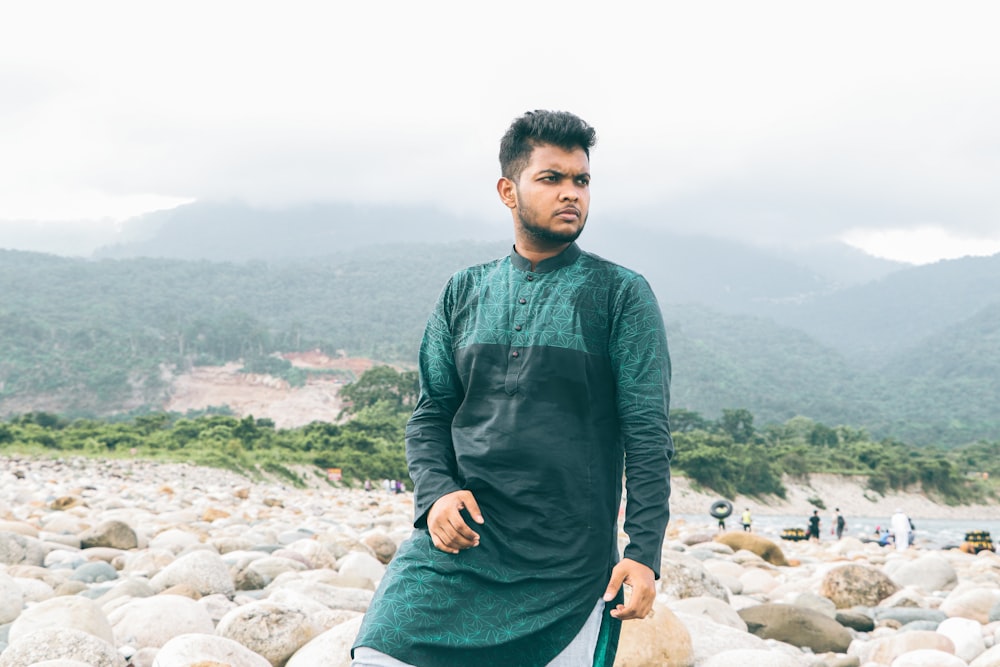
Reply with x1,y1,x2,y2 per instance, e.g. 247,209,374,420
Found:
94,201,506,261
764,253,1000,363
665,304,864,426
93,200,904,306
2,200,998,446
868,302,1000,444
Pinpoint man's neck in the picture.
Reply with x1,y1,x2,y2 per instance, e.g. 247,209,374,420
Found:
513,241,571,271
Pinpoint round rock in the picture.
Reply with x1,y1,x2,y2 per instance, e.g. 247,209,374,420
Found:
614,601,694,667
0,627,124,667
937,616,987,663
285,616,364,667
890,555,958,593
0,570,24,624
8,595,114,645
0,532,48,567
70,560,119,584
79,520,137,551
738,602,853,653
151,633,271,667
108,595,215,649
337,552,385,588
217,600,326,666
149,549,234,597
659,551,730,601
890,648,967,667
820,563,900,608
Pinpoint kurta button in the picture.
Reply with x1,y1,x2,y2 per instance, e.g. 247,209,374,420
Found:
514,324,522,331
511,350,519,358
526,275,535,281
518,297,527,304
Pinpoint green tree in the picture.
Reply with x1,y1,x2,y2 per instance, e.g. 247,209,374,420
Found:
808,423,839,447
339,366,418,416
718,408,755,444
670,409,711,433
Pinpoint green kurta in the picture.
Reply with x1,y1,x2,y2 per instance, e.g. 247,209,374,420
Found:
353,243,673,666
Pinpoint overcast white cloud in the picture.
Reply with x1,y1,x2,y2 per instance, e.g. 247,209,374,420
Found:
2,0,999,263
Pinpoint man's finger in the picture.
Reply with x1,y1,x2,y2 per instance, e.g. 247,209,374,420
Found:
430,530,460,554
444,514,479,547
458,491,485,524
622,585,655,619
603,568,624,602
448,503,481,538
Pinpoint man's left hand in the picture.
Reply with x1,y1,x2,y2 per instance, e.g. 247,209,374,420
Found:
603,558,656,620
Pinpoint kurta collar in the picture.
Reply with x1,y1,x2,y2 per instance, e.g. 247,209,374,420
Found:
509,243,582,273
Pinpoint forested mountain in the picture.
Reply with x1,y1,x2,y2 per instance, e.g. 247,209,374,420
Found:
867,302,1000,444
665,305,865,428
763,253,1000,362
0,243,506,415
93,201,903,293
1,201,998,447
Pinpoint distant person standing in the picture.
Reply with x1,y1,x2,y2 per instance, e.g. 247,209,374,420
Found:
891,508,911,550
808,510,821,541
741,508,752,532
834,508,846,540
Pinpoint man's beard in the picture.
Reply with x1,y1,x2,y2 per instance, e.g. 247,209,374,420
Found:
516,206,586,245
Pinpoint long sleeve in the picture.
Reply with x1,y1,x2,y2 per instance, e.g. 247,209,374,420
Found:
405,279,465,526
609,275,673,578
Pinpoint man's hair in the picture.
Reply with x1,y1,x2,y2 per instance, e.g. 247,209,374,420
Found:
499,110,597,180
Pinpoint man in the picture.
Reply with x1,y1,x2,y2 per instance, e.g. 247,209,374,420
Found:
808,509,821,541
351,110,674,666
741,507,752,532
891,508,911,551
834,508,846,540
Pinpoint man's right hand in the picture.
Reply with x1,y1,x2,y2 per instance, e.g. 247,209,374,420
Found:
427,490,485,554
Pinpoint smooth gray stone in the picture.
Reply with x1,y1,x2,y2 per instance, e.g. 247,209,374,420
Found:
79,585,115,599
252,545,282,553
990,599,1000,623
277,530,313,545
835,609,874,632
872,607,947,624
71,560,119,584
899,619,941,632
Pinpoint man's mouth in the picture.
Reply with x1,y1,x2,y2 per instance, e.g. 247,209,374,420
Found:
555,207,580,220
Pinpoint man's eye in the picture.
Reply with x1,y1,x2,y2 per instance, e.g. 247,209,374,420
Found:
576,178,590,186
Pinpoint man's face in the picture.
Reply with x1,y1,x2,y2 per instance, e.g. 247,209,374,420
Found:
507,143,591,246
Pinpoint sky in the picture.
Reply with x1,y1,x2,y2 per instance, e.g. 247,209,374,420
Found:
2,1,1000,264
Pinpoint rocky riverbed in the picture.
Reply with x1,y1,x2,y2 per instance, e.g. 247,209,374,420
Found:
3,455,1000,667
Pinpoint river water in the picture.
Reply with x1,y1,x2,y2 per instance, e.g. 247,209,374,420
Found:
672,513,1000,551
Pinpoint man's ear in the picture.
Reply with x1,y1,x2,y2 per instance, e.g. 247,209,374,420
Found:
497,177,517,210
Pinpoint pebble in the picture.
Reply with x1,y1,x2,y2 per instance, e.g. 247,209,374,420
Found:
5,454,1000,666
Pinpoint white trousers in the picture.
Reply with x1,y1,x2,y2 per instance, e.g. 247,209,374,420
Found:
352,597,606,667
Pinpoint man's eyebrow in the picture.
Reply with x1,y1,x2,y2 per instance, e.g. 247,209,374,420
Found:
537,169,591,179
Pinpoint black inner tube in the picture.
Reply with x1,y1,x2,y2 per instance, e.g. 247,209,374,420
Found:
710,500,733,519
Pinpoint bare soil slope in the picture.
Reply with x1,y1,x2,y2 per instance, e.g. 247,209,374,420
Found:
164,352,382,428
